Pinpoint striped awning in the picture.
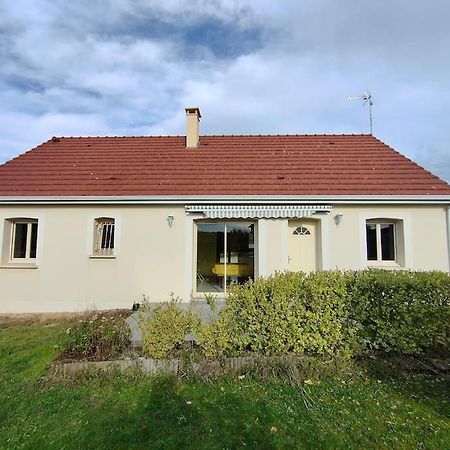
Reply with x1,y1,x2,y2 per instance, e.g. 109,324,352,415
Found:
185,205,332,219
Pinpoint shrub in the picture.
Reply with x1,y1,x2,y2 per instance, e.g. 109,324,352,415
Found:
140,297,201,359
59,312,131,361
197,271,360,359
347,270,450,354
197,270,450,359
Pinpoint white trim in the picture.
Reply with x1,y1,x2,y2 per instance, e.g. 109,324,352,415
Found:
93,218,115,256
254,221,260,279
318,214,331,270
185,204,332,219
85,212,121,258
1,195,450,205
280,220,289,271
184,214,196,301
359,212,412,269
223,226,228,292
447,206,450,272
367,260,403,269
0,212,45,266
0,264,38,269
257,219,268,277
10,220,36,262
367,222,396,263
192,220,256,296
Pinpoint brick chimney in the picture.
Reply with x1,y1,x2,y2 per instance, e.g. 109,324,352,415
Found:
185,107,201,148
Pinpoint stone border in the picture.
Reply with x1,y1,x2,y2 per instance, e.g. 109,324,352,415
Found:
51,355,303,378
52,357,179,377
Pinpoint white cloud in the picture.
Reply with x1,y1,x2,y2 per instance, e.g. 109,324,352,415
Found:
0,0,449,182
0,111,110,162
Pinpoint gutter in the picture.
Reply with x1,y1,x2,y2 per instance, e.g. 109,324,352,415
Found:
1,195,450,206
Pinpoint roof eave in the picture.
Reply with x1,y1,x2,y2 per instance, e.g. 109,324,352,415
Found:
1,195,450,205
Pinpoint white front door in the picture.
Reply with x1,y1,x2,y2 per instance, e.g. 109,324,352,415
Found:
288,219,318,272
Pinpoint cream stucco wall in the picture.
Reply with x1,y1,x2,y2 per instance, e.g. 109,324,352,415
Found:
327,205,449,271
257,218,288,276
0,203,449,312
0,205,189,312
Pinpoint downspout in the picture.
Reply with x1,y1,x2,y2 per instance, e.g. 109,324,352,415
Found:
447,206,450,272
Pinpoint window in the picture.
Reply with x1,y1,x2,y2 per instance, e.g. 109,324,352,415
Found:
196,222,255,293
10,219,38,261
94,218,115,256
293,226,311,236
366,221,396,263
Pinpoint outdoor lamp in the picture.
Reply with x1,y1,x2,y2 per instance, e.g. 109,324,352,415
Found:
334,213,343,225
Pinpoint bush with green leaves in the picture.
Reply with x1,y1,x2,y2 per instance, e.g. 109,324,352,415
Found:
347,269,450,354
197,270,450,359
59,312,131,361
140,297,201,359
197,271,360,359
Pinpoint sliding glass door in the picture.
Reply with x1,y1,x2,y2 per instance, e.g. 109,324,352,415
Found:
196,222,255,293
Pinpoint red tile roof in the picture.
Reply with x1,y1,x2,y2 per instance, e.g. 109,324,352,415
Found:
0,134,449,196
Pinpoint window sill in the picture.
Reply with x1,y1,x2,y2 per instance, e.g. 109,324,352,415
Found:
0,263,38,269
89,255,116,259
367,261,403,269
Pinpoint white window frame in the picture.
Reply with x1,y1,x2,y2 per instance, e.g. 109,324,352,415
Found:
366,220,397,266
194,220,257,296
93,217,115,257
10,219,38,262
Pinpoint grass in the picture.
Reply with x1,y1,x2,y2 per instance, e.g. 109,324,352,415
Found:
0,318,449,449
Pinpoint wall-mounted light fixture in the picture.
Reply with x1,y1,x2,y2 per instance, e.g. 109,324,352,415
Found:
167,215,174,227
334,213,343,225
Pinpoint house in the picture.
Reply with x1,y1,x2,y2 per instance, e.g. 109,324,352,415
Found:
1,107,450,313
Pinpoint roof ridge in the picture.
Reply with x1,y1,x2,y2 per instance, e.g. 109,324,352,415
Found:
55,135,185,139
53,133,373,139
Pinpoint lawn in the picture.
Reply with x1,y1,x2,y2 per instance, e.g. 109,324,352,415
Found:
0,317,449,449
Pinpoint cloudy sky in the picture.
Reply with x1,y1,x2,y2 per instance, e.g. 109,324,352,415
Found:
1,0,449,181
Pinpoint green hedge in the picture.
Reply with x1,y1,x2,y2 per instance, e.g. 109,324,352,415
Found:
199,270,450,358
347,270,450,354
198,271,360,359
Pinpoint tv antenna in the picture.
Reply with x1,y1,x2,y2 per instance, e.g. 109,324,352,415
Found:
347,91,373,134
